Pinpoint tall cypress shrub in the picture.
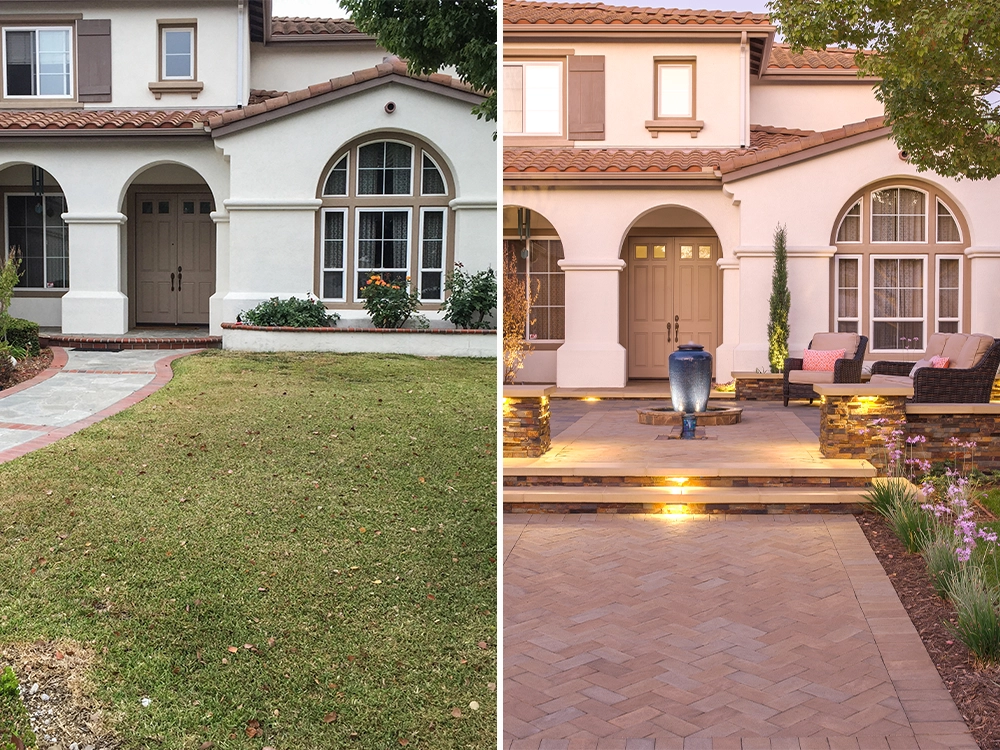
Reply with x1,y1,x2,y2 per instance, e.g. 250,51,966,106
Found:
767,225,790,373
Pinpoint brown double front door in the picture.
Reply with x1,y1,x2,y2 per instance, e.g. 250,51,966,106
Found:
135,194,215,325
627,236,720,379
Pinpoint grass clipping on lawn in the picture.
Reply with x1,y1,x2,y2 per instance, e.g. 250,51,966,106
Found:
0,351,497,750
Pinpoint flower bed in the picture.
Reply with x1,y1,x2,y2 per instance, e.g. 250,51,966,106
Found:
221,323,496,357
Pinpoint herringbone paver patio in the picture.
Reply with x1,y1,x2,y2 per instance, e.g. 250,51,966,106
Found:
503,514,977,750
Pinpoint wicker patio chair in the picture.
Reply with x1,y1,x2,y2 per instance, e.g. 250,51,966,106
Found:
870,336,1000,403
783,333,868,407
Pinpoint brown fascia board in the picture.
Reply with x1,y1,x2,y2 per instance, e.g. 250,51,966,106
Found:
504,26,775,44
759,69,880,83
720,126,890,182
210,74,483,137
265,34,377,47
756,34,774,79
503,171,722,186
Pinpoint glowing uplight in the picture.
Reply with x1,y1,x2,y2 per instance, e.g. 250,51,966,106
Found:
661,504,688,515
583,397,601,402
666,477,688,486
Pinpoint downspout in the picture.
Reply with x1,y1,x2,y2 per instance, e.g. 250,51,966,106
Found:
740,30,747,148
236,0,246,107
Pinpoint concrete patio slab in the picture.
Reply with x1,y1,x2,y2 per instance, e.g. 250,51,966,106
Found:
503,514,976,750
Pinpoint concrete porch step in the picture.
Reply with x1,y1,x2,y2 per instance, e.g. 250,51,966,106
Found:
40,332,222,351
503,485,869,513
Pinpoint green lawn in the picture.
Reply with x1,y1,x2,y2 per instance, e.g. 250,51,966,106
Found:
0,352,497,749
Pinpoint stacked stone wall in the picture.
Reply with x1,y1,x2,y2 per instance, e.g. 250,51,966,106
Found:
502,396,550,458
734,376,783,402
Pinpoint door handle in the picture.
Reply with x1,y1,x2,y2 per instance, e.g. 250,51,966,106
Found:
667,321,671,343
177,266,182,289
674,315,679,342
170,272,175,292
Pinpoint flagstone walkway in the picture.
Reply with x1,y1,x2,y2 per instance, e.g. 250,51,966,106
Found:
504,514,977,750
0,347,200,463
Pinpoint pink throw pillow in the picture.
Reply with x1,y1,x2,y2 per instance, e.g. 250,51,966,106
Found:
803,348,846,371
930,356,950,369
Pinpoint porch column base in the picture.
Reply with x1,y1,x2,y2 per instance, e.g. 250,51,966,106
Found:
556,343,627,389
60,291,128,335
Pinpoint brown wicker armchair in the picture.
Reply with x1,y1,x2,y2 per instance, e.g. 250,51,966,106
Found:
870,337,1000,403
783,333,868,407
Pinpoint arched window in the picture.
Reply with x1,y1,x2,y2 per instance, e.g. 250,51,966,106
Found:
318,136,452,304
832,182,968,354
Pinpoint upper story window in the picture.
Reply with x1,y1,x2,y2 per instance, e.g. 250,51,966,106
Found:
161,26,194,80
503,61,562,136
871,187,925,243
319,137,453,305
656,61,693,118
3,27,73,98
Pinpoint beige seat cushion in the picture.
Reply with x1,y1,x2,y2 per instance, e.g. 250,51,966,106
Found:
869,374,914,387
788,370,836,385
940,333,970,363
924,333,950,358
954,334,994,369
810,332,859,359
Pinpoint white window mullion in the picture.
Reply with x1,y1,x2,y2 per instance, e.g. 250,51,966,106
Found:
418,208,446,301
935,255,962,334
834,255,861,333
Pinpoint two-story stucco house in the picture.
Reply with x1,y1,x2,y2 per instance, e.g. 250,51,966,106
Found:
0,0,495,336
503,0,1000,387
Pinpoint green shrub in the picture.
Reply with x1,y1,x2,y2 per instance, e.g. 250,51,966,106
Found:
0,665,37,750
767,224,790,373
441,264,496,330
359,274,420,329
885,495,934,553
4,318,38,356
239,297,338,328
922,526,962,598
948,565,1000,664
865,478,916,518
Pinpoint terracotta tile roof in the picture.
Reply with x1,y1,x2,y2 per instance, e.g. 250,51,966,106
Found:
767,43,864,71
248,88,287,105
503,118,889,176
270,16,365,37
504,0,770,27
0,109,221,131
207,59,476,130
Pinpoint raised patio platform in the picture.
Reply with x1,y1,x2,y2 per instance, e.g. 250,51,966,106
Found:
40,327,222,351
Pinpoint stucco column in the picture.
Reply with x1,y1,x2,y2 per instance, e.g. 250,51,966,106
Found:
556,259,626,388
209,210,230,335
60,213,128,335
449,197,497,270
966,247,1000,336
715,257,740,380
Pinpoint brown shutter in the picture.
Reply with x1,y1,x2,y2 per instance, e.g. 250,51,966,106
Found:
77,19,112,102
567,55,605,141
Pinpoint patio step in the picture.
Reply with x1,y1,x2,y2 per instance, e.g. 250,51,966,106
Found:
503,485,869,514
41,333,222,351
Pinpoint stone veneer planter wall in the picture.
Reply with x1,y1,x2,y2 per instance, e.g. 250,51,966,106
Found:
732,372,784,402
503,386,553,458
993,378,1000,402
221,323,496,357
905,405,1000,471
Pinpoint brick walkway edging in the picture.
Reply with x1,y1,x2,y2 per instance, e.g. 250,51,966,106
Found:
0,347,201,464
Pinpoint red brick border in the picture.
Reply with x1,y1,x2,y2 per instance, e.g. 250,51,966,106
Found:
222,323,496,334
0,349,201,465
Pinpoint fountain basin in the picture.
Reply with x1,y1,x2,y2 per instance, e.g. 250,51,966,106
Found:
637,404,743,427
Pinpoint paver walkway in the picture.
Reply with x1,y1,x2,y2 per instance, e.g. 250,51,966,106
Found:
0,347,199,462
504,514,977,750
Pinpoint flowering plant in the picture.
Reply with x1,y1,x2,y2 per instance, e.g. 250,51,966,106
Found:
359,274,421,329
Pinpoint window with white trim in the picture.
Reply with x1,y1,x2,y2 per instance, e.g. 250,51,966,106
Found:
836,200,862,243
3,27,72,97
872,256,926,351
936,200,961,243
936,256,962,333
656,62,693,119
871,187,926,242
504,238,565,340
835,256,861,333
6,194,68,289
161,26,194,80
318,137,452,303
503,61,562,136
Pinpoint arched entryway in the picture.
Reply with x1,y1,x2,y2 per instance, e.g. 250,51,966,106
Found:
122,163,217,327
501,204,564,383
0,163,68,328
620,206,722,378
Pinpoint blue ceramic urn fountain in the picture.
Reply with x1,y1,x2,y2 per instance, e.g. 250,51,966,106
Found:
669,343,713,415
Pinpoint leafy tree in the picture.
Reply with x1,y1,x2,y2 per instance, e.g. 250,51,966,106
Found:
768,0,1000,180
767,225,790,374
340,0,497,129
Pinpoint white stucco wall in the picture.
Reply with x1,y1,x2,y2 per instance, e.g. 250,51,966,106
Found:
750,80,883,132
250,42,389,93
505,39,745,148
0,1,241,109
215,80,496,325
